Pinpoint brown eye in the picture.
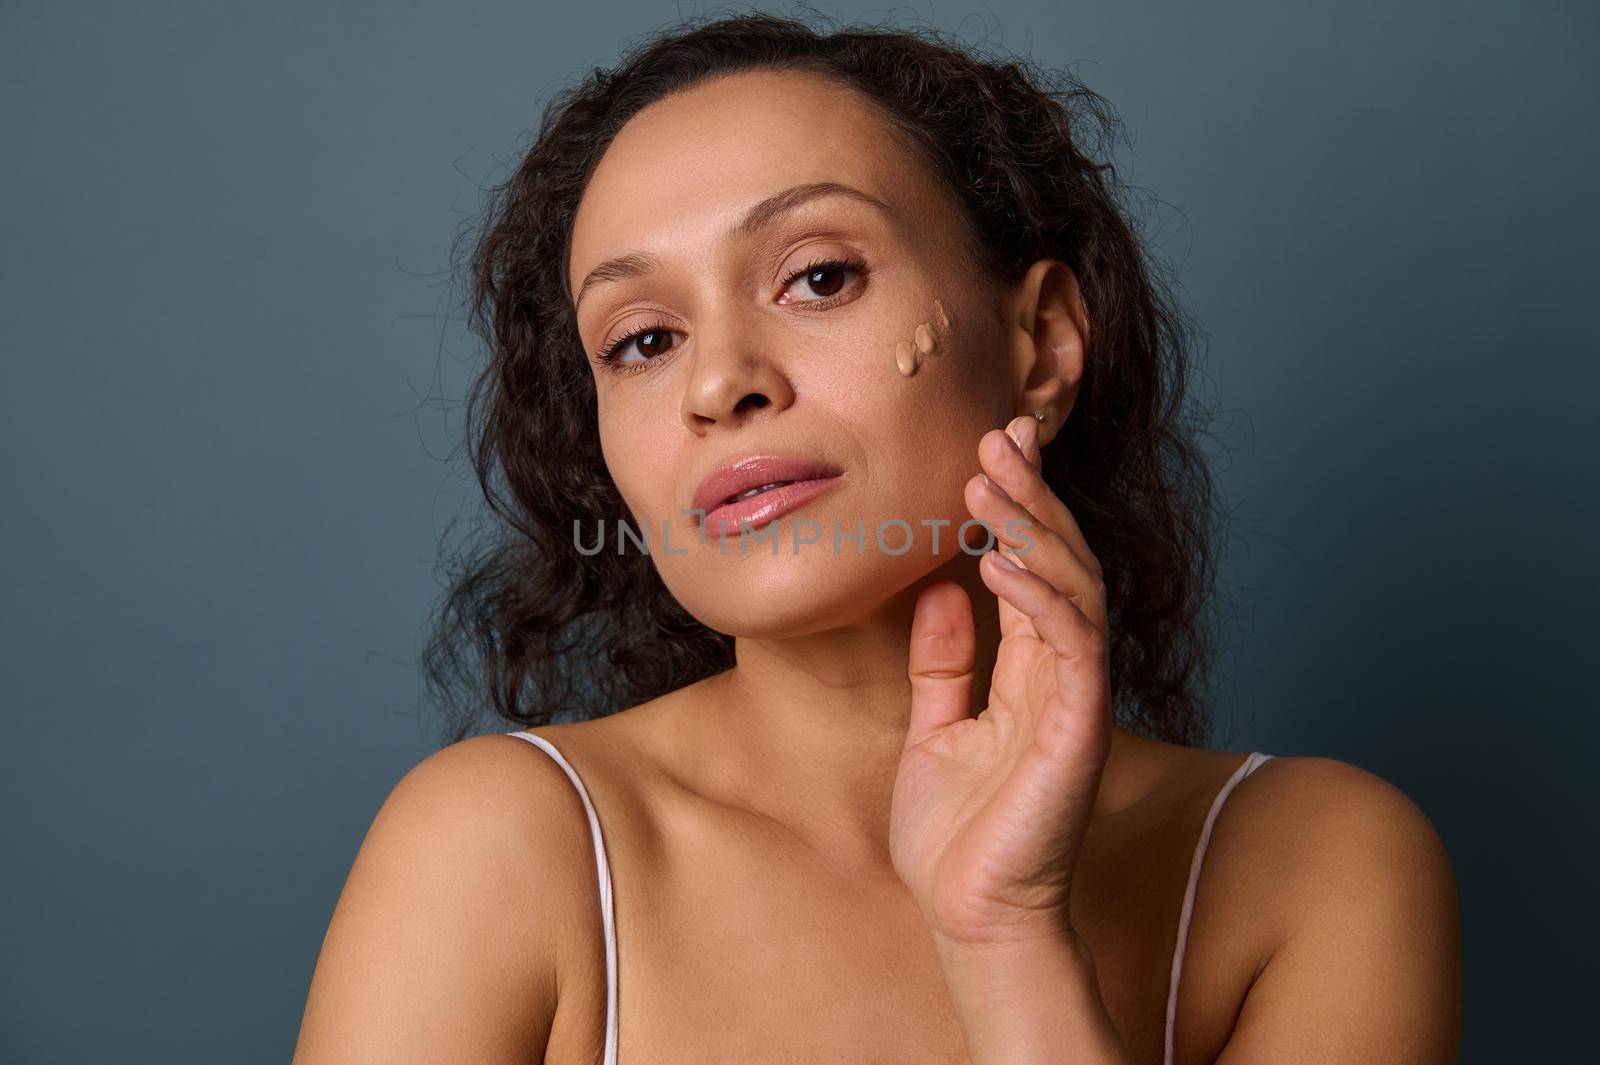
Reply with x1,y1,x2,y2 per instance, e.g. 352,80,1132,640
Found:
635,330,673,357
804,266,845,297
598,321,682,370
778,256,868,306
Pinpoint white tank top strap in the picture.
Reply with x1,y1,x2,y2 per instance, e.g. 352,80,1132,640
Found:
1163,750,1275,1065
505,729,619,1065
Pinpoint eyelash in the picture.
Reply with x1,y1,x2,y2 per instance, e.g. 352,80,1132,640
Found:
592,254,870,374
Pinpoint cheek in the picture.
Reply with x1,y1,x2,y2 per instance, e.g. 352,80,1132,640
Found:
874,297,1011,431
837,331,1008,520
598,408,678,521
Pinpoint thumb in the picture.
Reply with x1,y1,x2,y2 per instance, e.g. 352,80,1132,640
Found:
905,580,977,751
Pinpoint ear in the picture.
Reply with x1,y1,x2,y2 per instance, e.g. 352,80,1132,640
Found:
1003,258,1089,447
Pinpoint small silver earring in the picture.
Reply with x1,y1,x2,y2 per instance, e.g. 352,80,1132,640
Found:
1031,409,1047,423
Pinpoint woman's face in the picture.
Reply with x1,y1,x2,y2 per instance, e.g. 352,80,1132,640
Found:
567,68,1027,637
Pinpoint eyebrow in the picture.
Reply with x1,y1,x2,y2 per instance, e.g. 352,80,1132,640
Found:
572,181,890,311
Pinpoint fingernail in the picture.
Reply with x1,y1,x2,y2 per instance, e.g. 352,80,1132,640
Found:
1004,416,1028,453
1004,417,1041,467
987,547,1021,572
1020,418,1041,466
979,473,1014,502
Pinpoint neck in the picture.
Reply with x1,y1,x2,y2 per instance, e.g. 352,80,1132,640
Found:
684,551,1140,864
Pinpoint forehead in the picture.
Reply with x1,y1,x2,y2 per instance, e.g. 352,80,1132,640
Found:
568,68,938,291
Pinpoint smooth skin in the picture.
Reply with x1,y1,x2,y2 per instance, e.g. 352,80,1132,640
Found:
293,68,1461,1064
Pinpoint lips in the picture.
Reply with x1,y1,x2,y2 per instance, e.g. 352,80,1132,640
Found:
690,455,845,535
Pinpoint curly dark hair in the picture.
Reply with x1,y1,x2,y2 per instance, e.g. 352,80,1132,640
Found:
421,8,1231,749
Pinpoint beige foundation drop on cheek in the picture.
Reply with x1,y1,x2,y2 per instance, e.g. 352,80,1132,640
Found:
894,299,955,377
895,339,918,376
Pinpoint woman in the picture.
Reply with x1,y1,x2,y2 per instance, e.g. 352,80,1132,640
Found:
293,12,1460,1063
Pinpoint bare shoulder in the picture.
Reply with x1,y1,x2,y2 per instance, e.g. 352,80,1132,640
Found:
1201,755,1463,1063
291,732,606,1065
1215,755,1458,910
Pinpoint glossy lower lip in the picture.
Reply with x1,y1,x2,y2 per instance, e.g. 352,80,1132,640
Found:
697,476,845,538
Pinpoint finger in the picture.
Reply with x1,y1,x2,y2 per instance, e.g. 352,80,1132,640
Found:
986,424,1098,574
980,428,1104,586
965,472,1105,632
904,580,977,751
979,549,1108,709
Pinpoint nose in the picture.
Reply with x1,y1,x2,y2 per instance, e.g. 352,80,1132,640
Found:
678,317,795,435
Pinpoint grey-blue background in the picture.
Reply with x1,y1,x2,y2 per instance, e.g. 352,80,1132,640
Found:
3,1,1593,1060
